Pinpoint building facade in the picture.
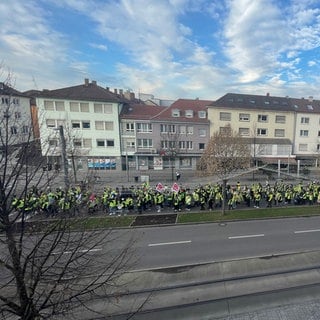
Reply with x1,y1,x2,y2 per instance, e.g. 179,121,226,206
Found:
120,98,212,171
208,93,320,167
33,79,129,171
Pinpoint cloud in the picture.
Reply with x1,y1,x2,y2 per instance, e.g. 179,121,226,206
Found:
89,43,108,51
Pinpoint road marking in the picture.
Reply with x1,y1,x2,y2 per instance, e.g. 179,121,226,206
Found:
228,234,265,240
148,240,192,247
294,229,320,234
52,248,102,255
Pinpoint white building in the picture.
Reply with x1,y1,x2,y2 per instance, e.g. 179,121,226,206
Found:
33,79,127,171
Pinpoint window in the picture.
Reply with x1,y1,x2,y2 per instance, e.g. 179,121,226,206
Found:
57,120,65,127
46,119,56,128
198,129,206,137
21,126,29,134
83,139,92,148
44,100,54,111
15,112,21,119
172,109,180,117
198,111,206,118
257,128,267,136
137,139,153,148
82,121,90,129
275,115,286,123
239,128,249,136
239,113,250,121
95,121,104,130
97,140,105,147
277,145,291,155
73,139,82,147
199,143,205,150
318,131,320,137
186,126,193,135
259,145,272,155
179,141,186,149
186,141,193,149
160,124,175,133
126,123,134,132
105,121,114,130
185,110,193,118
13,98,20,105
55,101,65,111
258,114,268,122
220,126,231,134
179,125,186,134
299,144,308,151
220,112,231,121
106,140,114,147
274,129,285,137
72,121,81,129
301,117,309,124
49,139,58,147
94,103,113,113
300,130,309,137
137,123,152,133
317,144,320,151
11,126,17,134
70,102,79,112
80,103,89,112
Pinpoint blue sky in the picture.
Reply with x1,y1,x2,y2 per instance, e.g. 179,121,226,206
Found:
1,0,320,100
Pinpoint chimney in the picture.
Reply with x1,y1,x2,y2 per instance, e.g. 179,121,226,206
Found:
114,88,118,94
106,87,109,91
84,78,89,86
266,92,270,96
308,96,313,102
130,92,135,100
119,89,123,96
92,80,97,85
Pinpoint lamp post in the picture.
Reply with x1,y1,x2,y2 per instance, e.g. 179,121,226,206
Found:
55,125,70,191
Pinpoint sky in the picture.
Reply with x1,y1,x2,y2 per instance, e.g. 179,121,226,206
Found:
1,0,320,100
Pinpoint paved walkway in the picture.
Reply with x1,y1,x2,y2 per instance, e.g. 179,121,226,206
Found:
217,299,320,320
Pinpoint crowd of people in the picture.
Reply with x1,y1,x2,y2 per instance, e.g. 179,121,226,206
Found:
10,179,320,218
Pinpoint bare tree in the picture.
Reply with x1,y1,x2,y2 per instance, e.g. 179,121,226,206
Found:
198,125,251,214
0,76,138,319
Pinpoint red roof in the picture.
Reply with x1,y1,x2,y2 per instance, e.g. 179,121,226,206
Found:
121,98,212,123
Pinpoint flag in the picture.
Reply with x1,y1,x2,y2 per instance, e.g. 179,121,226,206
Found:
171,182,180,193
156,182,164,192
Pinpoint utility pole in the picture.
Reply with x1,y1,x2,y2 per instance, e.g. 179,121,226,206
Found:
58,125,70,191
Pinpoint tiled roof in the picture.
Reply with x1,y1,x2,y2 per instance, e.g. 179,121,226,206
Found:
151,98,212,122
31,82,121,103
210,93,320,113
0,82,27,97
120,103,166,120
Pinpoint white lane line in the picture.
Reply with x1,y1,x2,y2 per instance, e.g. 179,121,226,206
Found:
148,240,192,247
52,248,102,255
294,229,320,234
228,234,265,240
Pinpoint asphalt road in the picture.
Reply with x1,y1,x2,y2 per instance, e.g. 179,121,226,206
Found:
106,215,320,270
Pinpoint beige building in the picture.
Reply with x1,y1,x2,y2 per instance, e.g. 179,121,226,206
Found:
208,93,298,166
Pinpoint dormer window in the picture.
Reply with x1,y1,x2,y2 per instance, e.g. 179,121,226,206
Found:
198,110,206,118
172,109,180,117
185,110,193,118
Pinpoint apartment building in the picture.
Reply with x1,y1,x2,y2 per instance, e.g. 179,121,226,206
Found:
32,79,131,171
0,82,32,148
120,98,211,171
290,97,320,165
208,93,320,166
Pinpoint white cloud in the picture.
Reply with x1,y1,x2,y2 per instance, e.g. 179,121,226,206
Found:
89,43,108,51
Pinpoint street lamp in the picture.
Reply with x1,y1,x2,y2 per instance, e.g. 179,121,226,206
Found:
54,125,70,191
